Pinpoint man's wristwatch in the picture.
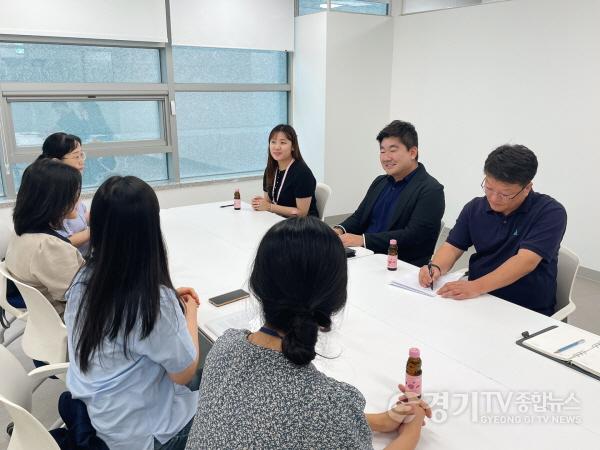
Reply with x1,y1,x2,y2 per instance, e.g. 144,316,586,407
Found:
333,225,345,235
428,261,442,274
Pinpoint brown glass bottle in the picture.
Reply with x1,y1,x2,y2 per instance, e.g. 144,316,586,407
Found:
387,239,398,271
405,347,422,397
234,188,241,210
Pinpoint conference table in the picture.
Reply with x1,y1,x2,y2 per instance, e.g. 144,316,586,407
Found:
160,202,600,450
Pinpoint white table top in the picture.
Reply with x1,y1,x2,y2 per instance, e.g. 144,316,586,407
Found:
161,202,600,449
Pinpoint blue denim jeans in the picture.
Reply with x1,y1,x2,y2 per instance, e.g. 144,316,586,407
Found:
154,419,194,450
153,367,202,450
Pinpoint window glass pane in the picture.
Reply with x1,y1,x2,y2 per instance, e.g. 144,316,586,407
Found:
176,91,287,179
0,43,161,83
402,0,504,14
173,47,287,84
333,1,389,15
11,100,163,146
12,153,168,190
299,0,388,16
298,0,324,15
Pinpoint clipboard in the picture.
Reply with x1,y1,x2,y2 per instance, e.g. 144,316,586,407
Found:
516,326,600,382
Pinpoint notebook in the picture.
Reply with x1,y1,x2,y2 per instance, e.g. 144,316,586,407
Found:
520,325,600,378
205,311,261,338
389,269,465,297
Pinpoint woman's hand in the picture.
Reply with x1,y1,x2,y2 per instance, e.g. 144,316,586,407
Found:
394,384,432,425
252,196,272,212
366,385,431,434
177,286,200,315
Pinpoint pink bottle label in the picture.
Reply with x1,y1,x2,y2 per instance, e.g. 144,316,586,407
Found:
387,254,397,269
405,374,422,395
234,198,241,209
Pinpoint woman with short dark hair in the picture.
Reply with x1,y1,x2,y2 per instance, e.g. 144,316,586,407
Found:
65,176,201,450
38,132,90,255
187,217,430,449
5,158,84,315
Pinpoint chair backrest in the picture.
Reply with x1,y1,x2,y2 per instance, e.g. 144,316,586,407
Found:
555,246,579,316
0,396,60,450
0,262,67,364
0,214,14,260
0,345,33,412
0,263,28,321
315,183,332,220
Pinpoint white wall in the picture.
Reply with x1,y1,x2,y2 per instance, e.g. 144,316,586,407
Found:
390,0,600,270
324,12,393,216
294,12,393,217
293,13,327,182
0,0,167,42
170,0,294,50
155,178,262,209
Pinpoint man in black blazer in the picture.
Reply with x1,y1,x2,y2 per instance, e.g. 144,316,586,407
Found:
334,120,445,267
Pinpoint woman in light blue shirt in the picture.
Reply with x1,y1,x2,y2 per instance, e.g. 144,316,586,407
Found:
65,176,201,450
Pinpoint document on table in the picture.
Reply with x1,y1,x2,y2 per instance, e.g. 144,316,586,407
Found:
389,269,465,297
205,311,261,337
522,325,600,378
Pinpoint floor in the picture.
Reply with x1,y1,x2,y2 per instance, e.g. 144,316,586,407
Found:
1,216,598,448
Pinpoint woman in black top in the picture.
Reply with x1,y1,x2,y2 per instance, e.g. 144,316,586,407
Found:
252,124,319,217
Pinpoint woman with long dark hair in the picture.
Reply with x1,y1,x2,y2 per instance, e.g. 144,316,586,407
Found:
186,217,430,449
65,176,201,450
38,132,90,255
5,159,84,315
251,124,319,217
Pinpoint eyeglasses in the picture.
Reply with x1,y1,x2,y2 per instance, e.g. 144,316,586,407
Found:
481,178,526,202
63,151,86,161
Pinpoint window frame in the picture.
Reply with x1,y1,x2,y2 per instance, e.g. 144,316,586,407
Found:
0,33,292,199
296,0,390,17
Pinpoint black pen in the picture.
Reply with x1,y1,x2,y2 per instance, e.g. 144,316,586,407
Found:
220,204,234,208
428,262,434,290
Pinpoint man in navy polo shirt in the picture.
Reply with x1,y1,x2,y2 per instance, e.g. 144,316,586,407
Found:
418,144,567,315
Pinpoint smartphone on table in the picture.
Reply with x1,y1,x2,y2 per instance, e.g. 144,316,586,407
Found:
209,289,250,307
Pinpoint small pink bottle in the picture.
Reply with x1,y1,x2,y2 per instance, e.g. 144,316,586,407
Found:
234,188,241,210
405,347,422,397
387,239,398,271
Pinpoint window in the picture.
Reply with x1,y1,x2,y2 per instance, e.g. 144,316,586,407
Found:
11,100,164,146
0,41,169,195
12,154,168,190
402,0,507,15
172,47,287,84
0,40,290,197
176,91,287,179
9,98,168,188
172,47,290,180
0,42,160,83
298,0,389,16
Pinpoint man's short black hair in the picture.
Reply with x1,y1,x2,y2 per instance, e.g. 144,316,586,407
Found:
484,144,538,186
376,120,419,160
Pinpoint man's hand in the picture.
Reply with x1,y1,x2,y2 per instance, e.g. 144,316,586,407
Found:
339,233,363,247
418,264,441,288
332,226,344,236
437,280,482,300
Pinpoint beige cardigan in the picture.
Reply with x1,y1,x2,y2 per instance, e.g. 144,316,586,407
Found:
5,232,84,315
